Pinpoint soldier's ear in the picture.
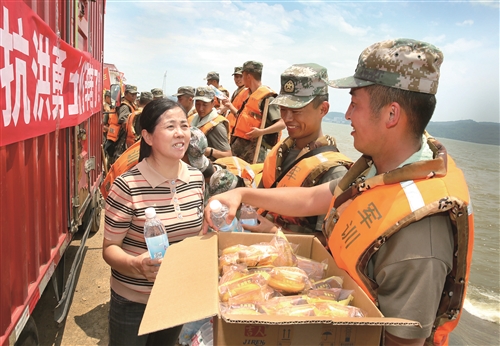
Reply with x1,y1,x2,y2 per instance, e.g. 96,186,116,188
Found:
320,100,330,116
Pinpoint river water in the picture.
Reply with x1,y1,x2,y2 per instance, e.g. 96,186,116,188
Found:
320,122,500,345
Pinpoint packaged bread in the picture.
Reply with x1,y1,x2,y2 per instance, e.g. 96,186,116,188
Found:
314,301,366,318
258,295,308,315
220,244,250,256
219,252,239,273
268,267,310,294
312,275,344,289
238,243,279,267
270,229,297,267
220,303,262,316
219,272,270,302
296,255,328,281
275,303,316,317
228,285,275,305
219,264,249,285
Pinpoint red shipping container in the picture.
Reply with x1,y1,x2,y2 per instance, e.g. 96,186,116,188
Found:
0,1,106,345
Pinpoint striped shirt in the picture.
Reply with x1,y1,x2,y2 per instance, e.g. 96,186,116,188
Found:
104,159,204,303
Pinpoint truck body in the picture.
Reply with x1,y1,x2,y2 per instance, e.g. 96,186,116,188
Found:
0,1,106,345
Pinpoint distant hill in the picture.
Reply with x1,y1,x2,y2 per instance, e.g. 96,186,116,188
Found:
324,112,349,124
323,113,499,146
426,120,499,146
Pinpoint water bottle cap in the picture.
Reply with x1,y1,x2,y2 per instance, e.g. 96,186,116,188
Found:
209,199,222,212
145,207,156,219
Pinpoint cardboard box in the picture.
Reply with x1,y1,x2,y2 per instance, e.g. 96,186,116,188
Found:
140,232,419,345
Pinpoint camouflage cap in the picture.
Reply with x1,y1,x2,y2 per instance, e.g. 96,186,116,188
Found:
208,169,239,197
204,71,219,81
151,88,163,98
329,38,444,95
232,66,243,75
125,85,139,94
104,90,111,97
172,86,195,97
271,63,329,108
140,91,153,102
242,61,263,73
193,86,215,103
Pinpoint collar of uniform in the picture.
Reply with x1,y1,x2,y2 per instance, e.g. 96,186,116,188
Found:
136,159,191,188
366,134,433,178
191,108,218,128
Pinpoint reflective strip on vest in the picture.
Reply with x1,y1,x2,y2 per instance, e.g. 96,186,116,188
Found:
400,180,425,212
316,153,329,163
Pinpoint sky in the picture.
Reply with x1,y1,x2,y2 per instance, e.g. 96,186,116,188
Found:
103,0,500,123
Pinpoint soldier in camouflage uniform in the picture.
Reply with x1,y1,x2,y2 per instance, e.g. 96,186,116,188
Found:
241,63,352,244
151,88,164,99
229,61,285,163
173,86,196,117
204,39,472,346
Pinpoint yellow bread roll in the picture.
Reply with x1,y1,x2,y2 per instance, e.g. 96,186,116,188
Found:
268,267,308,294
219,272,271,302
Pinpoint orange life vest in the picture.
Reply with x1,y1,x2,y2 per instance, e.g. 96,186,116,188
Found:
100,140,140,199
228,87,250,134
260,138,352,231
232,85,276,140
324,155,473,346
125,108,143,148
188,113,230,140
107,99,136,142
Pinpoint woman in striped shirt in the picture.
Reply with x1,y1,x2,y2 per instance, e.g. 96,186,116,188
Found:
103,98,205,346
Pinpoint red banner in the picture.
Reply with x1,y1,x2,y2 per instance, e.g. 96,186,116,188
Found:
0,2,102,146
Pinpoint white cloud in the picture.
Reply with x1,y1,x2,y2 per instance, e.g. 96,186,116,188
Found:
442,38,482,54
456,19,474,26
103,0,499,122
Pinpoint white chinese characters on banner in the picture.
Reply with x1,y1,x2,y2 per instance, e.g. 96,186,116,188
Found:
0,3,101,146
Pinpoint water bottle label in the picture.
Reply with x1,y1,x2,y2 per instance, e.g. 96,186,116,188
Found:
146,234,169,259
219,218,242,232
240,218,258,226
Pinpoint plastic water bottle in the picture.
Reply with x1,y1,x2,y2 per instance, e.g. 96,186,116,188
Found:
144,207,169,259
209,200,242,232
239,203,258,226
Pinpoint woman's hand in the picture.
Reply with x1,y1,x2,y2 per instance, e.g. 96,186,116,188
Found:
133,252,163,282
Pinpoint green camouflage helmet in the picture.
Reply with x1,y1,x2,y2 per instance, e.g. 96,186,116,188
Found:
242,61,263,73
125,85,139,94
271,63,329,108
204,71,219,81
329,38,444,95
193,86,215,103
208,169,239,197
140,91,153,102
151,88,163,98
172,86,195,97
232,66,243,75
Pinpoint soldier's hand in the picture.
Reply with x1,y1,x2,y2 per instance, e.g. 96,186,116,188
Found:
242,214,276,233
246,127,264,139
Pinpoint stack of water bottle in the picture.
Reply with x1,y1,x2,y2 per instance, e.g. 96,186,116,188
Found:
209,200,258,232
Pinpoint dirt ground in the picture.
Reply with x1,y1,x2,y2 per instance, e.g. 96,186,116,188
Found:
32,212,110,346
